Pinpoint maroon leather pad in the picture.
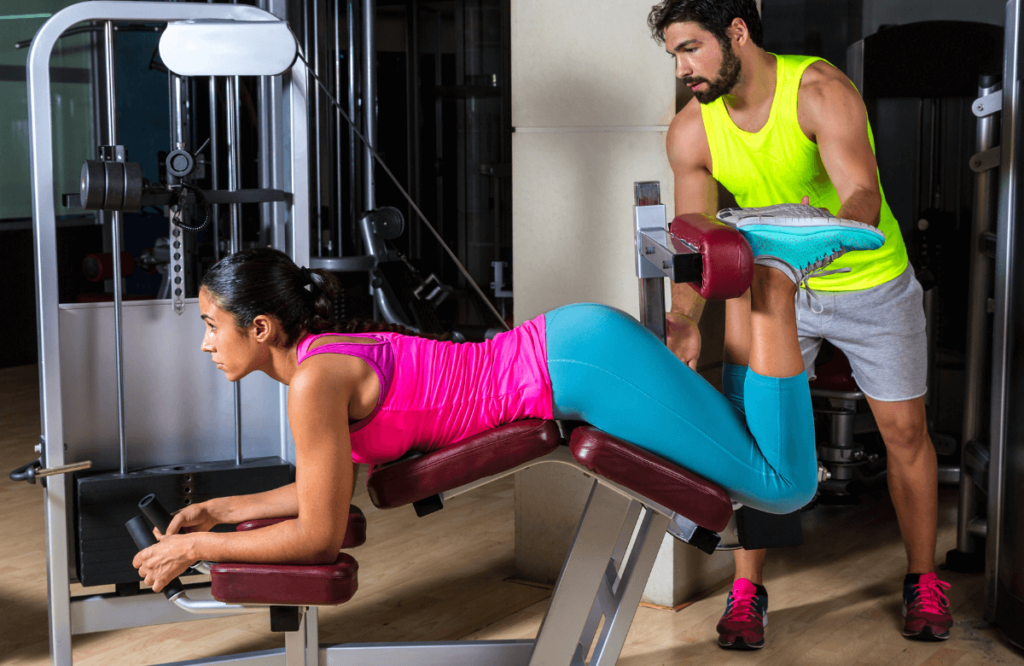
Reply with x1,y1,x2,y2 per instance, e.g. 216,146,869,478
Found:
211,553,358,606
235,505,367,549
809,347,860,393
366,419,561,509
670,213,753,301
569,425,732,532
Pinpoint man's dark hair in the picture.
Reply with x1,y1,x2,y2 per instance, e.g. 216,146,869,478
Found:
648,0,763,49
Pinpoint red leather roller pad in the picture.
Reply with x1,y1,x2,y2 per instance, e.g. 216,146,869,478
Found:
569,425,732,532
366,419,561,509
236,506,367,549
669,213,753,300
211,553,358,606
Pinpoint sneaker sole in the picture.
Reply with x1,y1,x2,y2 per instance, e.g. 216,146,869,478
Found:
902,627,950,641
720,215,880,233
735,223,884,244
718,637,765,650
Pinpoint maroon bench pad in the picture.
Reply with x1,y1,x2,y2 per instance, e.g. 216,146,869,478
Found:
211,553,358,606
236,505,367,549
808,347,860,393
569,425,732,532
670,213,753,301
366,419,561,509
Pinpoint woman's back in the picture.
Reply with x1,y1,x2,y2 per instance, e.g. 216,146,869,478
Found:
298,314,553,464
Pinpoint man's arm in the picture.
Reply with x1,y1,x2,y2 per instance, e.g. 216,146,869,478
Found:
798,62,882,227
665,102,717,367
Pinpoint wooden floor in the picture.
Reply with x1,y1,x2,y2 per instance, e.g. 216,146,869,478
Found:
1,364,1021,665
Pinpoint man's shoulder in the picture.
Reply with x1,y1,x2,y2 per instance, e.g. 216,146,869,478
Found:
667,98,711,168
797,59,858,102
668,97,706,145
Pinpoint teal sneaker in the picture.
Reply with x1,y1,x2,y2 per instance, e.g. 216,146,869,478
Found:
717,204,886,311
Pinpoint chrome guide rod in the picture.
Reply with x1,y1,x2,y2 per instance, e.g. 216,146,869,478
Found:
105,20,129,475
363,0,376,210
208,65,220,260
313,0,324,254
225,74,243,465
347,0,359,230
334,0,344,255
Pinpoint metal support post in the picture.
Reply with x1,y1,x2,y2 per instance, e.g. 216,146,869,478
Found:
954,76,1001,566
104,21,129,474
988,0,1021,621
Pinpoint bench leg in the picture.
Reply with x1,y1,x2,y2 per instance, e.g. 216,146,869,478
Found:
285,607,318,666
576,501,644,652
588,508,670,666
528,482,636,666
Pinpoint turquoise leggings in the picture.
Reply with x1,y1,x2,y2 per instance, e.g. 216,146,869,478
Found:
545,303,817,514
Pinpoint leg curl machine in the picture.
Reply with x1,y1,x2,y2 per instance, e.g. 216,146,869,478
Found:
121,186,753,666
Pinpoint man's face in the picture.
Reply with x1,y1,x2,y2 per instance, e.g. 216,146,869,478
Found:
664,21,741,104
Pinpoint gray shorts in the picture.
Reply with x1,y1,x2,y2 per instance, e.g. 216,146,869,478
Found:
796,265,927,402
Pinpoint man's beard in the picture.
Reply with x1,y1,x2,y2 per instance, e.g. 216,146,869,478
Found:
684,39,742,104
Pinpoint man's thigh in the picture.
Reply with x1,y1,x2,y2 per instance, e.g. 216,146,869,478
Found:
804,266,928,401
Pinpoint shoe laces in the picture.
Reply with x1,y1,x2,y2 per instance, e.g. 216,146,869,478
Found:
723,589,761,622
798,251,851,314
910,577,951,615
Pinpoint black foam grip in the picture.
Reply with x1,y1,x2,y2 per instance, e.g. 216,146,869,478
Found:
139,493,174,534
125,514,184,599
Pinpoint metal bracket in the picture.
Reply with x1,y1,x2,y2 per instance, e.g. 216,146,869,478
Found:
491,261,513,298
169,224,185,314
972,89,1002,118
970,146,1001,173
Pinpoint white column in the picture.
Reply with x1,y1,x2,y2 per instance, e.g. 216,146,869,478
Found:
510,0,735,607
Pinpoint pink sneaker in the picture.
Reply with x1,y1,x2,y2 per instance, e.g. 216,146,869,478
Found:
716,578,768,650
903,572,952,641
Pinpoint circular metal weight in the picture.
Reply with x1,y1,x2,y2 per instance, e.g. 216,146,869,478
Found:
165,149,194,178
122,161,144,212
373,206,405,240
102,162,126,211
80,160,107,209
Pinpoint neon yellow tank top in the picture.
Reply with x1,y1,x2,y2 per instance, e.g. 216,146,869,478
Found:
699,54,907,291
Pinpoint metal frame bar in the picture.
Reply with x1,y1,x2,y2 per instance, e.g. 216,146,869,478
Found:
955,76,1001,560
27,4,307,664
988,0,1020,621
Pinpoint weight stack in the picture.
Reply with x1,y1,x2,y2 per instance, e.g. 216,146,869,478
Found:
75,457,293,587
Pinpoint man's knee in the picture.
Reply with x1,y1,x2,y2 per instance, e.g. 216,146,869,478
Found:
873,400,930,454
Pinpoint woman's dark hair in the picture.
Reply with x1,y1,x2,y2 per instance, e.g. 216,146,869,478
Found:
200,247,415,346
648,0,763,49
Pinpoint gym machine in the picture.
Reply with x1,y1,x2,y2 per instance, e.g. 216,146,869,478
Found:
22,3,311,663
950,0,1024,648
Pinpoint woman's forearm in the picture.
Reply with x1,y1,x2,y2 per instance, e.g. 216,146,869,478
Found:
214,483,300,523
186,511,342,565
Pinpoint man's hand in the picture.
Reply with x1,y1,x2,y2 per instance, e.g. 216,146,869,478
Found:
666,312,701,370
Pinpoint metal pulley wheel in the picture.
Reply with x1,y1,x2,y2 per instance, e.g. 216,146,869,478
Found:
165,149,195,178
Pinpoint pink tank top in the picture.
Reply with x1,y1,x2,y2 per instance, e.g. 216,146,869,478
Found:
295,314,553,465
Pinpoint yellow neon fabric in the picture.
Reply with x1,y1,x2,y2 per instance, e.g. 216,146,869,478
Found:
699,54,907,291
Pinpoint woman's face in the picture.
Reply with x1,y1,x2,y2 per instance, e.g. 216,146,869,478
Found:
199,287,263,382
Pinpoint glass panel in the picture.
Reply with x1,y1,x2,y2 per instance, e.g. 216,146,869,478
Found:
0,2,95,221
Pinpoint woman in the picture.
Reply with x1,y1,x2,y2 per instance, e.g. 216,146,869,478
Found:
133,219,885,592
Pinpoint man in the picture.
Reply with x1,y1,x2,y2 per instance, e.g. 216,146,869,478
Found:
648,0,953,649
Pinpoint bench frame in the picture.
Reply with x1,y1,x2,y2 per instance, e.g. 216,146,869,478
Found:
165,448,680,666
